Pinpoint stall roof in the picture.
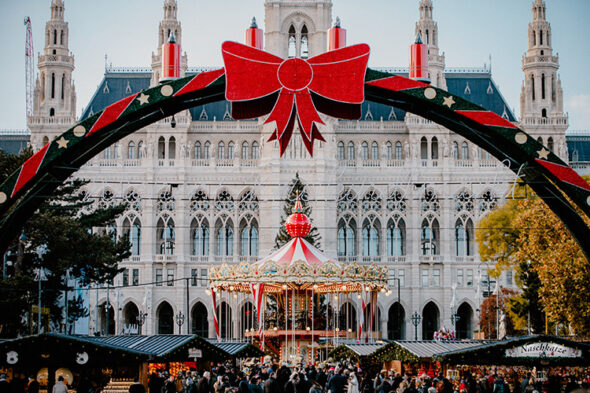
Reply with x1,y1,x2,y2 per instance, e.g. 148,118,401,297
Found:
207,341,265,358
432,335,590,366
393,341,488,359
330,342,388,360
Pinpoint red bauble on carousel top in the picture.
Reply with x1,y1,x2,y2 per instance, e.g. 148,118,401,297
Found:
285,194,311,238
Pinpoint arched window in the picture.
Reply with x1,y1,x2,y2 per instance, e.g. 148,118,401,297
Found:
156,217,175,255
137,141,144,158
422,302,439,340
191,302,208,336
431,137,439,160
241,141,249,159
123,217,141,256
541,74,546,100
548,137,554,151
337,142,345,160
456,303,474,339
461,142,469,159
386,142,392,160
537,136,543,145
362,219,380,257
540,29,543,45
53,29,57,45
204,141,211,159
452,141,459,159
61,74,65,100
218,141,225,159
42,136,49,146
104,146,112,159
455,218,474,256
251,141,259,159
531,75,535,101
420,137,428,160
191,219,210,256
542,108,547,118
194,141,202,159
371,142,379,160
216,220,234,256
60,30,64,45
240,220,259,257
301,25,309,59
387,219,405,256
158,136,165,159
168,136,176,159
51,73,55,99
347,142,355,160
157,302,174,334
288,25,296,58
361,142,369,160
337,219,356,257
127,141,136,159
49,108,55,117
227,141,235,160
388,303,406,339
395,141,403,160
421,218,439,255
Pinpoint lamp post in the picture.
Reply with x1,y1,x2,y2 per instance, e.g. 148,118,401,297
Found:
137,312,147,335
35,245,48,334
176,311,185,334
451,313,460,331
411,311,421,341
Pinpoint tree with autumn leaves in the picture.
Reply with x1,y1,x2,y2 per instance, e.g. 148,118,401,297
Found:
477,182,590,336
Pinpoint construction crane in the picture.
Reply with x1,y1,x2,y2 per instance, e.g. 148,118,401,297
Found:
24,16,34,126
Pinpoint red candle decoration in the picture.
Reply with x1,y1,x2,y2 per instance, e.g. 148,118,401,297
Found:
161,31,181,82
245,17,263,50
328,17,346,51
409,33,430,83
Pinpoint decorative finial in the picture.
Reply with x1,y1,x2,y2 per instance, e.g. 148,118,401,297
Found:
250,17,258,28
168,31,176,44
415,32,423,45
292,191,304,213
333,16,341,28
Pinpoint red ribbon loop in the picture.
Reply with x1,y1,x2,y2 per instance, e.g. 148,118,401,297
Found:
222,41,370,156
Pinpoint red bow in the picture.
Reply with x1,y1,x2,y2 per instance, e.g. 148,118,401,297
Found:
222,41,370,156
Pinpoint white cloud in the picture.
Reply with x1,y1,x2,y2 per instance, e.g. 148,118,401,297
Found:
566,94,590,131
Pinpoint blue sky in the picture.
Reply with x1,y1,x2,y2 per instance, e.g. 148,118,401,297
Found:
1,0,589,131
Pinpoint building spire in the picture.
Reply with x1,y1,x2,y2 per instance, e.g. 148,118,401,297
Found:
414,0,445,88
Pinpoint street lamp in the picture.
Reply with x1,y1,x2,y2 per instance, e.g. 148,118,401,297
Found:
176,311,185,334
411,311,421,341
35,245,48,334
137,312,147,335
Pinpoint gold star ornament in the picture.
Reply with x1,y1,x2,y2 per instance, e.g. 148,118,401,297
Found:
56,136,69,149
537,148,550,159
443,96,455,108
137,93,150,105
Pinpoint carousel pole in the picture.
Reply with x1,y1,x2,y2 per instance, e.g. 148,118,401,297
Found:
311,286,315,363
284,285,288,361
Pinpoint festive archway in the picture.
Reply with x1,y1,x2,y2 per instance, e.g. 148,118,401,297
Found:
1,55,590,258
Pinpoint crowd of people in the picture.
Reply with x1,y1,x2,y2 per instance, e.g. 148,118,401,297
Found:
143,363,590,393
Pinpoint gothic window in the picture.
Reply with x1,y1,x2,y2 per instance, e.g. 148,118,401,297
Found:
240,219,259,257
190,190,210,212
215,191,234,212
42,136,49,146
395,142,403,160
123,217,141,256
218,141,225,160
337,218,356,257
362,191,382,212
157,216,175,255
216,220,234,256
548,137,554,151
420,137,428,160
387,190,406,212
288,25,296,58
301,25,309,59
533,29,536,46
113,143,120,159
455,218,474,256
158,137,165,159
361,142,369,160
53,29,57,45
191,218,210,256
421,217,440,255
541,74,546,99
347,142,355,160
431,137,439,160
537,136,543,145
371,142,379,160
387,218,405,256
338,142,345,160
452,141,459,159
461,142,469,160
386,142,392,160
455,190,474,212
337,190,358,212
104,146,112,160
51,73,55,99
128,141,136,159
239,191,259,212
125,189,141,212
61,74,65,100
252,141,260,159
421,188,440,212
194,141,202,159
531,75,535,101
98,189,115,210
168,137,176,159
362,218,380,257
479,190,497,213
204,141,211,159
242,142,249,159
157,190,175,212
572,150,579,162
540,29,543,45
227,141,235,160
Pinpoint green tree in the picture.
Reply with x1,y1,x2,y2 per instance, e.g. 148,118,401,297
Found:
274,173,322,249
506,260,544,334
0,151,130,337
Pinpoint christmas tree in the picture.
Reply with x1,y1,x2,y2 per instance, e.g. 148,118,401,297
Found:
274,173,322,249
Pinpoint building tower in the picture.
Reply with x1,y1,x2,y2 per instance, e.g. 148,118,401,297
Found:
415,0,446,89
264,0,333,58
151,0,187,87
31,0,76,125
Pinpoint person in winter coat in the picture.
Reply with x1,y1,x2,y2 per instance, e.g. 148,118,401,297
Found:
264,373,280,393
347,372,359,393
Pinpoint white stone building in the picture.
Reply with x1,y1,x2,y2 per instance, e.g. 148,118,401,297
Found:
28,0,569,342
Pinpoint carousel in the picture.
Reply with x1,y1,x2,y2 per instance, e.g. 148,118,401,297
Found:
209,195,388,364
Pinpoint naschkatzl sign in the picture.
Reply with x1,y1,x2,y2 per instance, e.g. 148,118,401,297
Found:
505,342,582,358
